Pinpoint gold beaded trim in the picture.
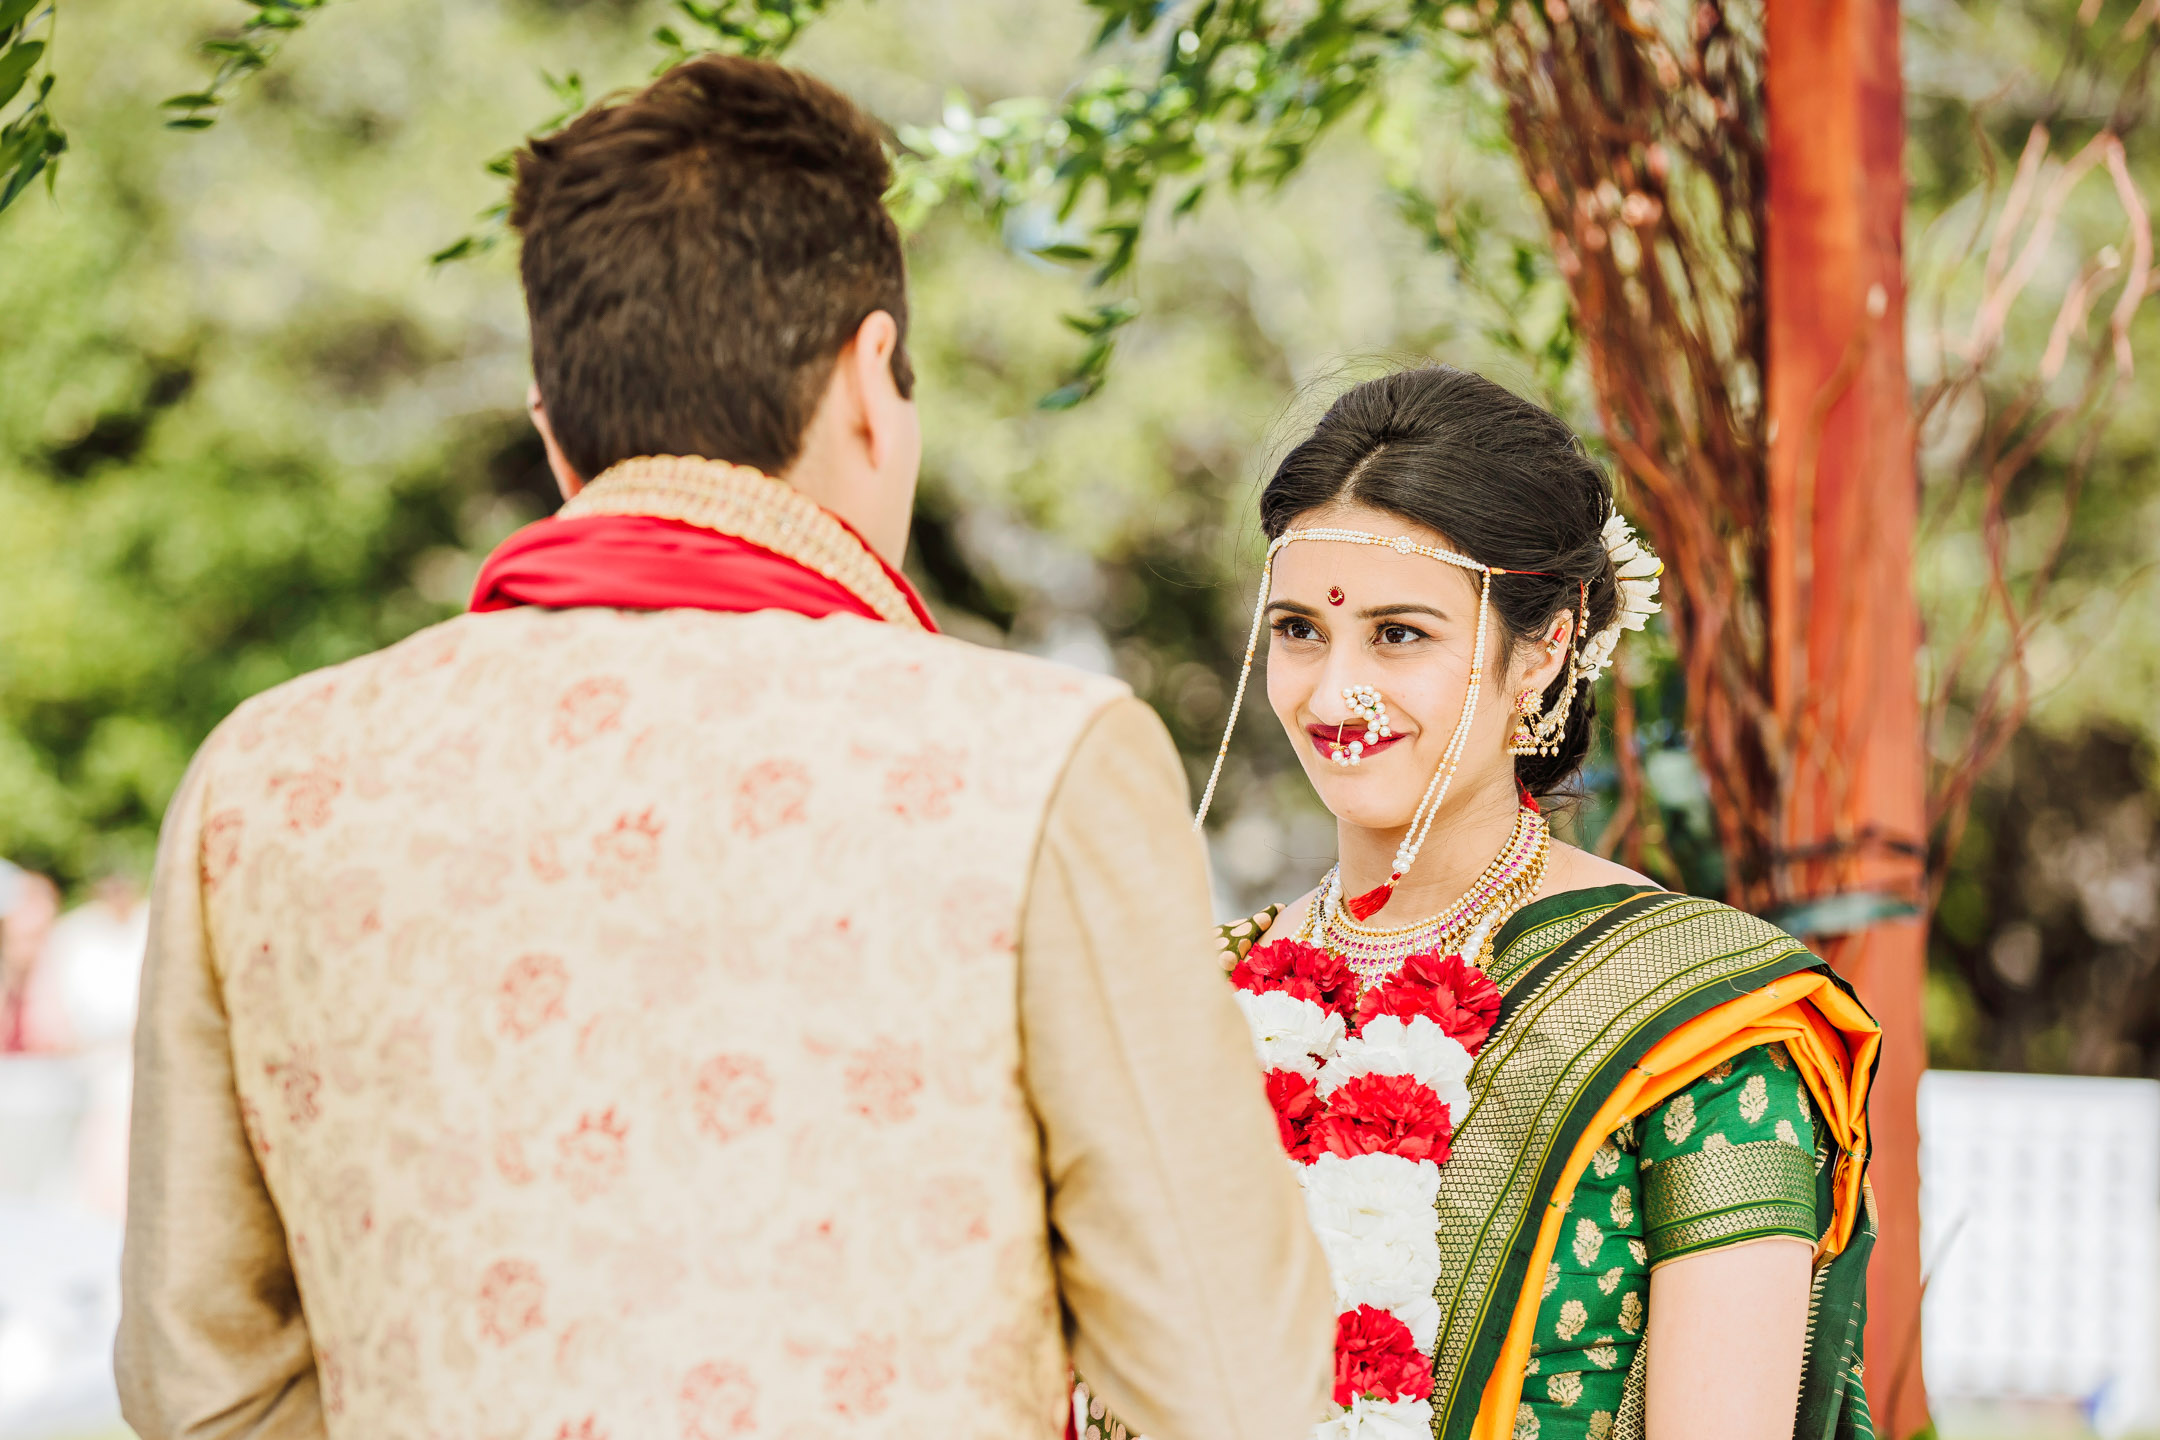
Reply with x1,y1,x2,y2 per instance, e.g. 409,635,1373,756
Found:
560,455,926,630
1304,810,1550,986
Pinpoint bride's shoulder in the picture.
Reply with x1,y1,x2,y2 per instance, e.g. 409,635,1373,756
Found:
1540,839,1658,895
1214,887,1320,970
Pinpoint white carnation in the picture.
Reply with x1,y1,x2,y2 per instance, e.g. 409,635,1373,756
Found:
1233,988,1345,1078
1317,1015,1472,1120
1300,1152,1442,1309
1317,1397,1435,1440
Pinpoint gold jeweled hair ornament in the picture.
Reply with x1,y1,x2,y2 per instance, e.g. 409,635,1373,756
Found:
1192,514,1662,920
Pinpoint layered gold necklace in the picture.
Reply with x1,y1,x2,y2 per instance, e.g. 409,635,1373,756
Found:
1301,807,1551,987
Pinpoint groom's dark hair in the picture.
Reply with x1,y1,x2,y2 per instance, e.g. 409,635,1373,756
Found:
511,55,912,480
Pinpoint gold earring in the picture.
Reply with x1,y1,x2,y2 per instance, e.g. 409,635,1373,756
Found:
1508,680,1574,758
1508,688,1548,757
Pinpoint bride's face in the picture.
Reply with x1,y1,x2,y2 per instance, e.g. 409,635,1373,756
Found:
1264,501,1520,832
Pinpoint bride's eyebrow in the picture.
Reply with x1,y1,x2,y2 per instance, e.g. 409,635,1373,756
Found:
1266,601,1323,618
1361,603,1449,621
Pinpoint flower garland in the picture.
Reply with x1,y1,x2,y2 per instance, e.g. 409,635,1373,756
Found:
1231,938,1501,1440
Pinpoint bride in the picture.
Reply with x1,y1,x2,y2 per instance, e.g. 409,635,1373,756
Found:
1088,368,1879,1440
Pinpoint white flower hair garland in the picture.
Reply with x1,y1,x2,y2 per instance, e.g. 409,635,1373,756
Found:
1572,512,1663,684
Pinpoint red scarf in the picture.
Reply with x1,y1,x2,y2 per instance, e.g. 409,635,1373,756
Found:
470,513,937,630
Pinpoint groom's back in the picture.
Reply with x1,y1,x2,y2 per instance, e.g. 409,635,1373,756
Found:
146,603,1124,1436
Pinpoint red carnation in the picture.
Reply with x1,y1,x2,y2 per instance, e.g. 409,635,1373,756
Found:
1234,939,1359,1020
1265,1068,1323,1161
1354,952,1501,1052
1332,1304,1435,1406
1308,1072,1452,1164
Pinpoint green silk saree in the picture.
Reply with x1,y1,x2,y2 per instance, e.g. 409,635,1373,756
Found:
1433,886,1880,1440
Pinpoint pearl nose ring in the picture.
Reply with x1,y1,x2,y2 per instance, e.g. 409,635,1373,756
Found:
1328,685,1393,767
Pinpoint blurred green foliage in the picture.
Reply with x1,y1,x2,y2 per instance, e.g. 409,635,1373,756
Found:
0,0,65,212
3,0,2158,1073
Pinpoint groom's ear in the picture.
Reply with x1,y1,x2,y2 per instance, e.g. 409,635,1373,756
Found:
528,383,586,503
844,311,912,473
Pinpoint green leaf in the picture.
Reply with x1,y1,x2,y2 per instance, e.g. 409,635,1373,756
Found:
0,111,56,211
0,0,39,41
0,39,44,110
200,39,268,70
161,92,223,110
1760,891,1920,938
1038,381,1096,411
1031,242,1095,263
163,115,218,131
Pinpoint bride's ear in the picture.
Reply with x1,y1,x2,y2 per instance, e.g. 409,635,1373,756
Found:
1506,607,1577,697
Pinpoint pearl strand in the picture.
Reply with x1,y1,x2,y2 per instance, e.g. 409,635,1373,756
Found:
1304,809,1550,984
1380,566,1494,889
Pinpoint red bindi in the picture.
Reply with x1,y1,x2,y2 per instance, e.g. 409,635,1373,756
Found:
1327,586,1345,606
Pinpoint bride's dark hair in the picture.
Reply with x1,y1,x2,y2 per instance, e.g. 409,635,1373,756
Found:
1259,366,1623,796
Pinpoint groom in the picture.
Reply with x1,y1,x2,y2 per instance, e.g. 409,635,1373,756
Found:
117,54,1332,1440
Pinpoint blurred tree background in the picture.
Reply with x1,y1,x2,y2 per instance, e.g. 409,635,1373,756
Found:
2,0,2156,1075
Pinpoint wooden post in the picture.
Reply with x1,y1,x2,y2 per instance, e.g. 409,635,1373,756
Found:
1765,0,1931,1434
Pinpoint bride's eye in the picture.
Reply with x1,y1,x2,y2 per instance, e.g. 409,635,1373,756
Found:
1271,616,1322,644
1375,622,1428,647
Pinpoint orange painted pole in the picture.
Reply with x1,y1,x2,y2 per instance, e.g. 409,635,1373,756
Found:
1765,0,1931,1434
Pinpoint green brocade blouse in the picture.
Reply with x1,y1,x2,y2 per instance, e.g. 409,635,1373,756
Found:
1517,1042,1817,1438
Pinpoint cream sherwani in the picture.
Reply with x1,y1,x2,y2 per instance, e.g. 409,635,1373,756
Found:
118,592,1335,1440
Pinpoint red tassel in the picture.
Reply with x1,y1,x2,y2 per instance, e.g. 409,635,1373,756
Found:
1345,880,1395,921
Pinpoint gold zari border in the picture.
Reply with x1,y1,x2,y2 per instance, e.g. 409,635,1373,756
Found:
561,455,925,629
1642,1138,1816,1263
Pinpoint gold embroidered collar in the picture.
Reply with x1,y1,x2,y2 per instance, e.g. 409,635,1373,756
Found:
561,455,926,630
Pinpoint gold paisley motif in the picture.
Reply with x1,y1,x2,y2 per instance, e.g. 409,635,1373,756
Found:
1573,1216,1604,1266
1739,1072,1769,1124
1592,1142,1621,1178
1588,1341,1618,1370
1598,1266,1624,1295
1556,1298,1589,1341
1588,1411,1614,1440
1662,1093,1697,1144
1610,1185,1635,1227
1619,1291,1644,1335
1514,1402,1541,1440
1547,1372,1584,1407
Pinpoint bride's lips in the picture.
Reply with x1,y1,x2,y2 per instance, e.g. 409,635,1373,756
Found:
1304,722,1407,763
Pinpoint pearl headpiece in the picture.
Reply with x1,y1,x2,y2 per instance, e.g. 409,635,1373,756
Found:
1192,510,1663,922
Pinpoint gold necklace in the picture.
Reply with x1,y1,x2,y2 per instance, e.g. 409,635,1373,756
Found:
1303,808,1550,986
